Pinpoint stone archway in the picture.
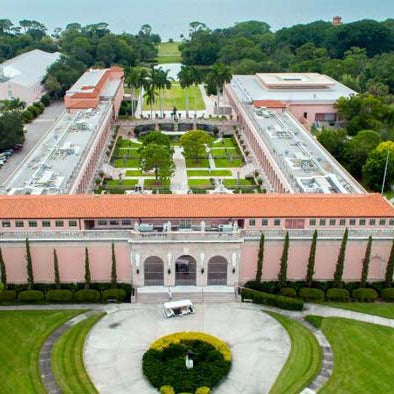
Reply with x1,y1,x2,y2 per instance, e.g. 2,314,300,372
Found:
144,256,164,286
175,255,197,286
208,256,228,286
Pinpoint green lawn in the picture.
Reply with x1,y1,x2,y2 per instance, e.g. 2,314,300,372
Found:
323,302,394,319
267,311,322,394
156,42,182,64
113,148,140,159
51,313,105,394
223,179,255,187
187,169,232,177
0,310,85,394
188,179,213,187
320,317,394,393
113,159,140,168
210,148,239,158
106,179,138,187
143,83,205,111
186,158,211,168
117,139,142,148
214,158,243,168
125,170,154,177
212,138,237,148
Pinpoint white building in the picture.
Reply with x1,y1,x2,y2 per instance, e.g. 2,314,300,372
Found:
0,49,61,105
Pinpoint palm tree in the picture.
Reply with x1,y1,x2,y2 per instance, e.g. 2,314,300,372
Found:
0,98,26,112
124,67,149,118
178,66,194,118
144,84,158,119
189,66,202,117
207,63,232,110
156,67,172,118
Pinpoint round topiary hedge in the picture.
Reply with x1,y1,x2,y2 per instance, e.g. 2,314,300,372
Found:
46,289,73,303
74,289,101,303
382,288,394,302
143,332,231,393
352,288,378,302
18,290,44,303
326,288,350,302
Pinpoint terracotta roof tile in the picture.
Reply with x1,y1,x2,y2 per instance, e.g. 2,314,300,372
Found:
253,100,286,108
0,194,392,220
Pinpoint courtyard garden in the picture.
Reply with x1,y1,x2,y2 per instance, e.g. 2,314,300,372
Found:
96,130,262,195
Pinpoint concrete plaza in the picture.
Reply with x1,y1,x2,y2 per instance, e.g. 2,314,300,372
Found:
84,303,290,394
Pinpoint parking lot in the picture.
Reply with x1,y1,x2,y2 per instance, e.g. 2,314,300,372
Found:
0,101,65,187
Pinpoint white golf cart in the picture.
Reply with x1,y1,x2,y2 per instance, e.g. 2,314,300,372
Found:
163,299,195,318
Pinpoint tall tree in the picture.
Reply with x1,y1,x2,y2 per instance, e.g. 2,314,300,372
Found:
190,66,202,117
360,236,373,287
306,230,318,287
179,129,211,164
333,228,349,287
144,84,158,119
25,238,34,290
125,67,149,118
278,232,290,288
255,233,265,283
0,247,7,290
84,247,91,289
385,238,394,288
53,249,60,289
178,66,194,117
206,63,232,109
111,243,117,288
156,67,172,118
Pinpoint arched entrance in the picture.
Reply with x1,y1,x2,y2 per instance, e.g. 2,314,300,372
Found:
208,256,228,286
175,255,197,286
144,256,164,286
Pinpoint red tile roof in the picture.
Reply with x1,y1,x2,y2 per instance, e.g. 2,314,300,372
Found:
253,100,286,108
0,194,392,220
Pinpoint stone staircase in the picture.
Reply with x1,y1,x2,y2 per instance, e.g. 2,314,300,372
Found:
136,290,239,304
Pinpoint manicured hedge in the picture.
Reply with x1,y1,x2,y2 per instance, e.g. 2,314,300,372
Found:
195,388,211,394
382,288,394,302
298,288,325,302
74,289,101,303
279,287,297,297
326,288,350,302
102,288,126,302
18,290,44,303
46,289,73,303
241,288,304,311
160,386,175,394
352,288,378,302
0,290,17,303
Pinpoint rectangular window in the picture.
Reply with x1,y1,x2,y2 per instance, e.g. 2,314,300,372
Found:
309,219,316,226
340,219,346,226
69,220,77,227
329,219,336,226
2,221,10,228
320,219,326,226
42,220,50,227
29,221,37,228
249,219,255,226
97,220,107,226
261,219,268,226
110,220,119,226
274,219,281,226
122,219,132,226
349,219,356,226
390,219,394,226
359,219,366,226
15,221,24,228
379,219,386,226
55,220,64,227
369,219,376,225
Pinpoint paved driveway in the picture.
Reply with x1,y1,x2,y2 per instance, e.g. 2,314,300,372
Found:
84,303,290,394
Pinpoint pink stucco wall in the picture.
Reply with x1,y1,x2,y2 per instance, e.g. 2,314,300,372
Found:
289,103,337,124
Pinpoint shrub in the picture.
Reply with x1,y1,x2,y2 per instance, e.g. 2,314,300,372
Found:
304,315,324,329
326,288,350,302
298,288,325,302
102,288,126,302
279,287,296,297
352,288,378,302
18,290,44,303
160,386,175,394
74,289,101,303
196,388,211,394
40,94,51,107
46,289,73,303
241,288,304,311
0,290,17,303
382,288,394,302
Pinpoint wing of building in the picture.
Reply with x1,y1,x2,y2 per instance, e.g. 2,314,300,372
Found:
0,49,61,105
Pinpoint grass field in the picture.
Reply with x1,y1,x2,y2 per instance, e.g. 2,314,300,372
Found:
223,179,255,187
144,178,170,187
185,158,211,168
188,179,213,187
113,159,140,168
187,169,232,177
214,158,243,168
51,313,105,394
117,139,142,148
125,170,154,177
267,311,322,394
143,83,205,111
106,179,138,187
212,138,237,148
320,317,394,393
0,310,85,394
323,302,394,319
156,42,182,64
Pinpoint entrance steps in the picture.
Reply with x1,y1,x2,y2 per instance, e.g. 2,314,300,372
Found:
136,286,239,304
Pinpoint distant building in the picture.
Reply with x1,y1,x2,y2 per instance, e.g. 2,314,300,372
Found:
332,16,343,26
65,66,124,120
0,49,61,105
